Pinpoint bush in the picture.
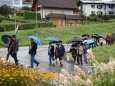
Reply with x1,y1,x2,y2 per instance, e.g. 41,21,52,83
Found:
0,18,2,23
24,12,41,20
109,15,115,19
102,15,110,20
0,22,54,32
22,6,31,11
0,25,5,32
16,12,24,16
0,57,55,86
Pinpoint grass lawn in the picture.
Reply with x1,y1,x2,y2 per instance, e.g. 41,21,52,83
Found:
0,21,115,47
93,44,115,63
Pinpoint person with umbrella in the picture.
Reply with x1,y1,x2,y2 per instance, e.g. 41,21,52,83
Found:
6,36,12,61
29,38,39,68
48,42,55,66
83,42,90,64
76,44,83,66
10,35,19,65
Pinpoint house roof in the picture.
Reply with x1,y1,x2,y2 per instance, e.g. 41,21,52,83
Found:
46,13,65,19
39,0,77,9
46,13,83,20
80,0,115,4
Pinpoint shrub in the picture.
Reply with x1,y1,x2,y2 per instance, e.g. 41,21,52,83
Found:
0,22,54,32
24,12,41,20
0,18,2,23
0,25,5,32
109,15,115,19
0,57,55,86
22,6,31,11
102,15,110,20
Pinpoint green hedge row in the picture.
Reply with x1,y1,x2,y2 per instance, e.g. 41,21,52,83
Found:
24,12,41,20
0,22,54,32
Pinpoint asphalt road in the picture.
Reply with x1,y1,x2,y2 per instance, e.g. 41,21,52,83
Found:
0,45,91,74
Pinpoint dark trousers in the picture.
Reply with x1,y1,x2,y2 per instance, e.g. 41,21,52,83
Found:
77,54,83,65
6,51,11,60
11,52,18,65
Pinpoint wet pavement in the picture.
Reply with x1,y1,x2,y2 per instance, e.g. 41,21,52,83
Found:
0,45,91,74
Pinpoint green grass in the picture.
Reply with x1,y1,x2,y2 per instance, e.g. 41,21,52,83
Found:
1,20,14,23
0,21,115,47
93,45,115,63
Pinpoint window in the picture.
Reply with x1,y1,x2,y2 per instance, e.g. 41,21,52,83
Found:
50,11,53,13
97,11,103,15
97,5,103,9
91,5,95,8
91,11,95,14
109,5,114,9
109,11,114,14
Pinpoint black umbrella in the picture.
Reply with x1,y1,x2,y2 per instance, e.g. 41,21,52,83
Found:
71,38,83,42
67,37,78,44
94,34,104,38
1,35,10,44
82,34,89,37
80,37,87,40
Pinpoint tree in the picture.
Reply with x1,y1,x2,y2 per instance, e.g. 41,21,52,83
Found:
0,4,12,18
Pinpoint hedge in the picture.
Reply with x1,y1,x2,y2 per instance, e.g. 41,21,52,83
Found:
0,22,54,32
24,12,41,20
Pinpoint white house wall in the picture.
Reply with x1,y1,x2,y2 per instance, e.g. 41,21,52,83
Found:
41,8,74,18
82,4,105,16
105,5,115,15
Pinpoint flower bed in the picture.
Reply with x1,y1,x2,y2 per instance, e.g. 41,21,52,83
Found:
0,57,55,86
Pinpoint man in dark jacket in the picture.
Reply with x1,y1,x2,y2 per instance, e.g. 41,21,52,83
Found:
48,42,55,66
29,38,39,68
10,35,19,65
59,41,65,67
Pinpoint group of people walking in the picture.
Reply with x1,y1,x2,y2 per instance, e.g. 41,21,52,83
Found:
5,33,114,68
6,35,65,68
71,42,89,66
48,41,65,67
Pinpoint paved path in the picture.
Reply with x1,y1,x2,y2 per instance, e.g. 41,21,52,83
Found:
0,45,91,74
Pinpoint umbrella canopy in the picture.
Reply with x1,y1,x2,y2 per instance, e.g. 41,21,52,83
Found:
94,34,104,38
82,34,89,37
80,37,87,40
67,37,79,44
29,36,42,45
83,39,94,44
72,38,83,42
45,37,59,43
1,35,10,44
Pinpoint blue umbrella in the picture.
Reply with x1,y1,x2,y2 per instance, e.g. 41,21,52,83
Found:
29,36,42,45
45,37,59,42
83,39,94,44
1,35,10,44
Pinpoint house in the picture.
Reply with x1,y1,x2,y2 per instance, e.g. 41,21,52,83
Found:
0,0,23,9
78,0,115,16
31,0,83,26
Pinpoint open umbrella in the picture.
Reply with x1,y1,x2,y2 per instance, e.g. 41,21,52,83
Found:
94,34,104,38
29,36,42,45
45,37,59,43
82,39,94,44
1,35,10,44
82,34,89,37
67,37,78,44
